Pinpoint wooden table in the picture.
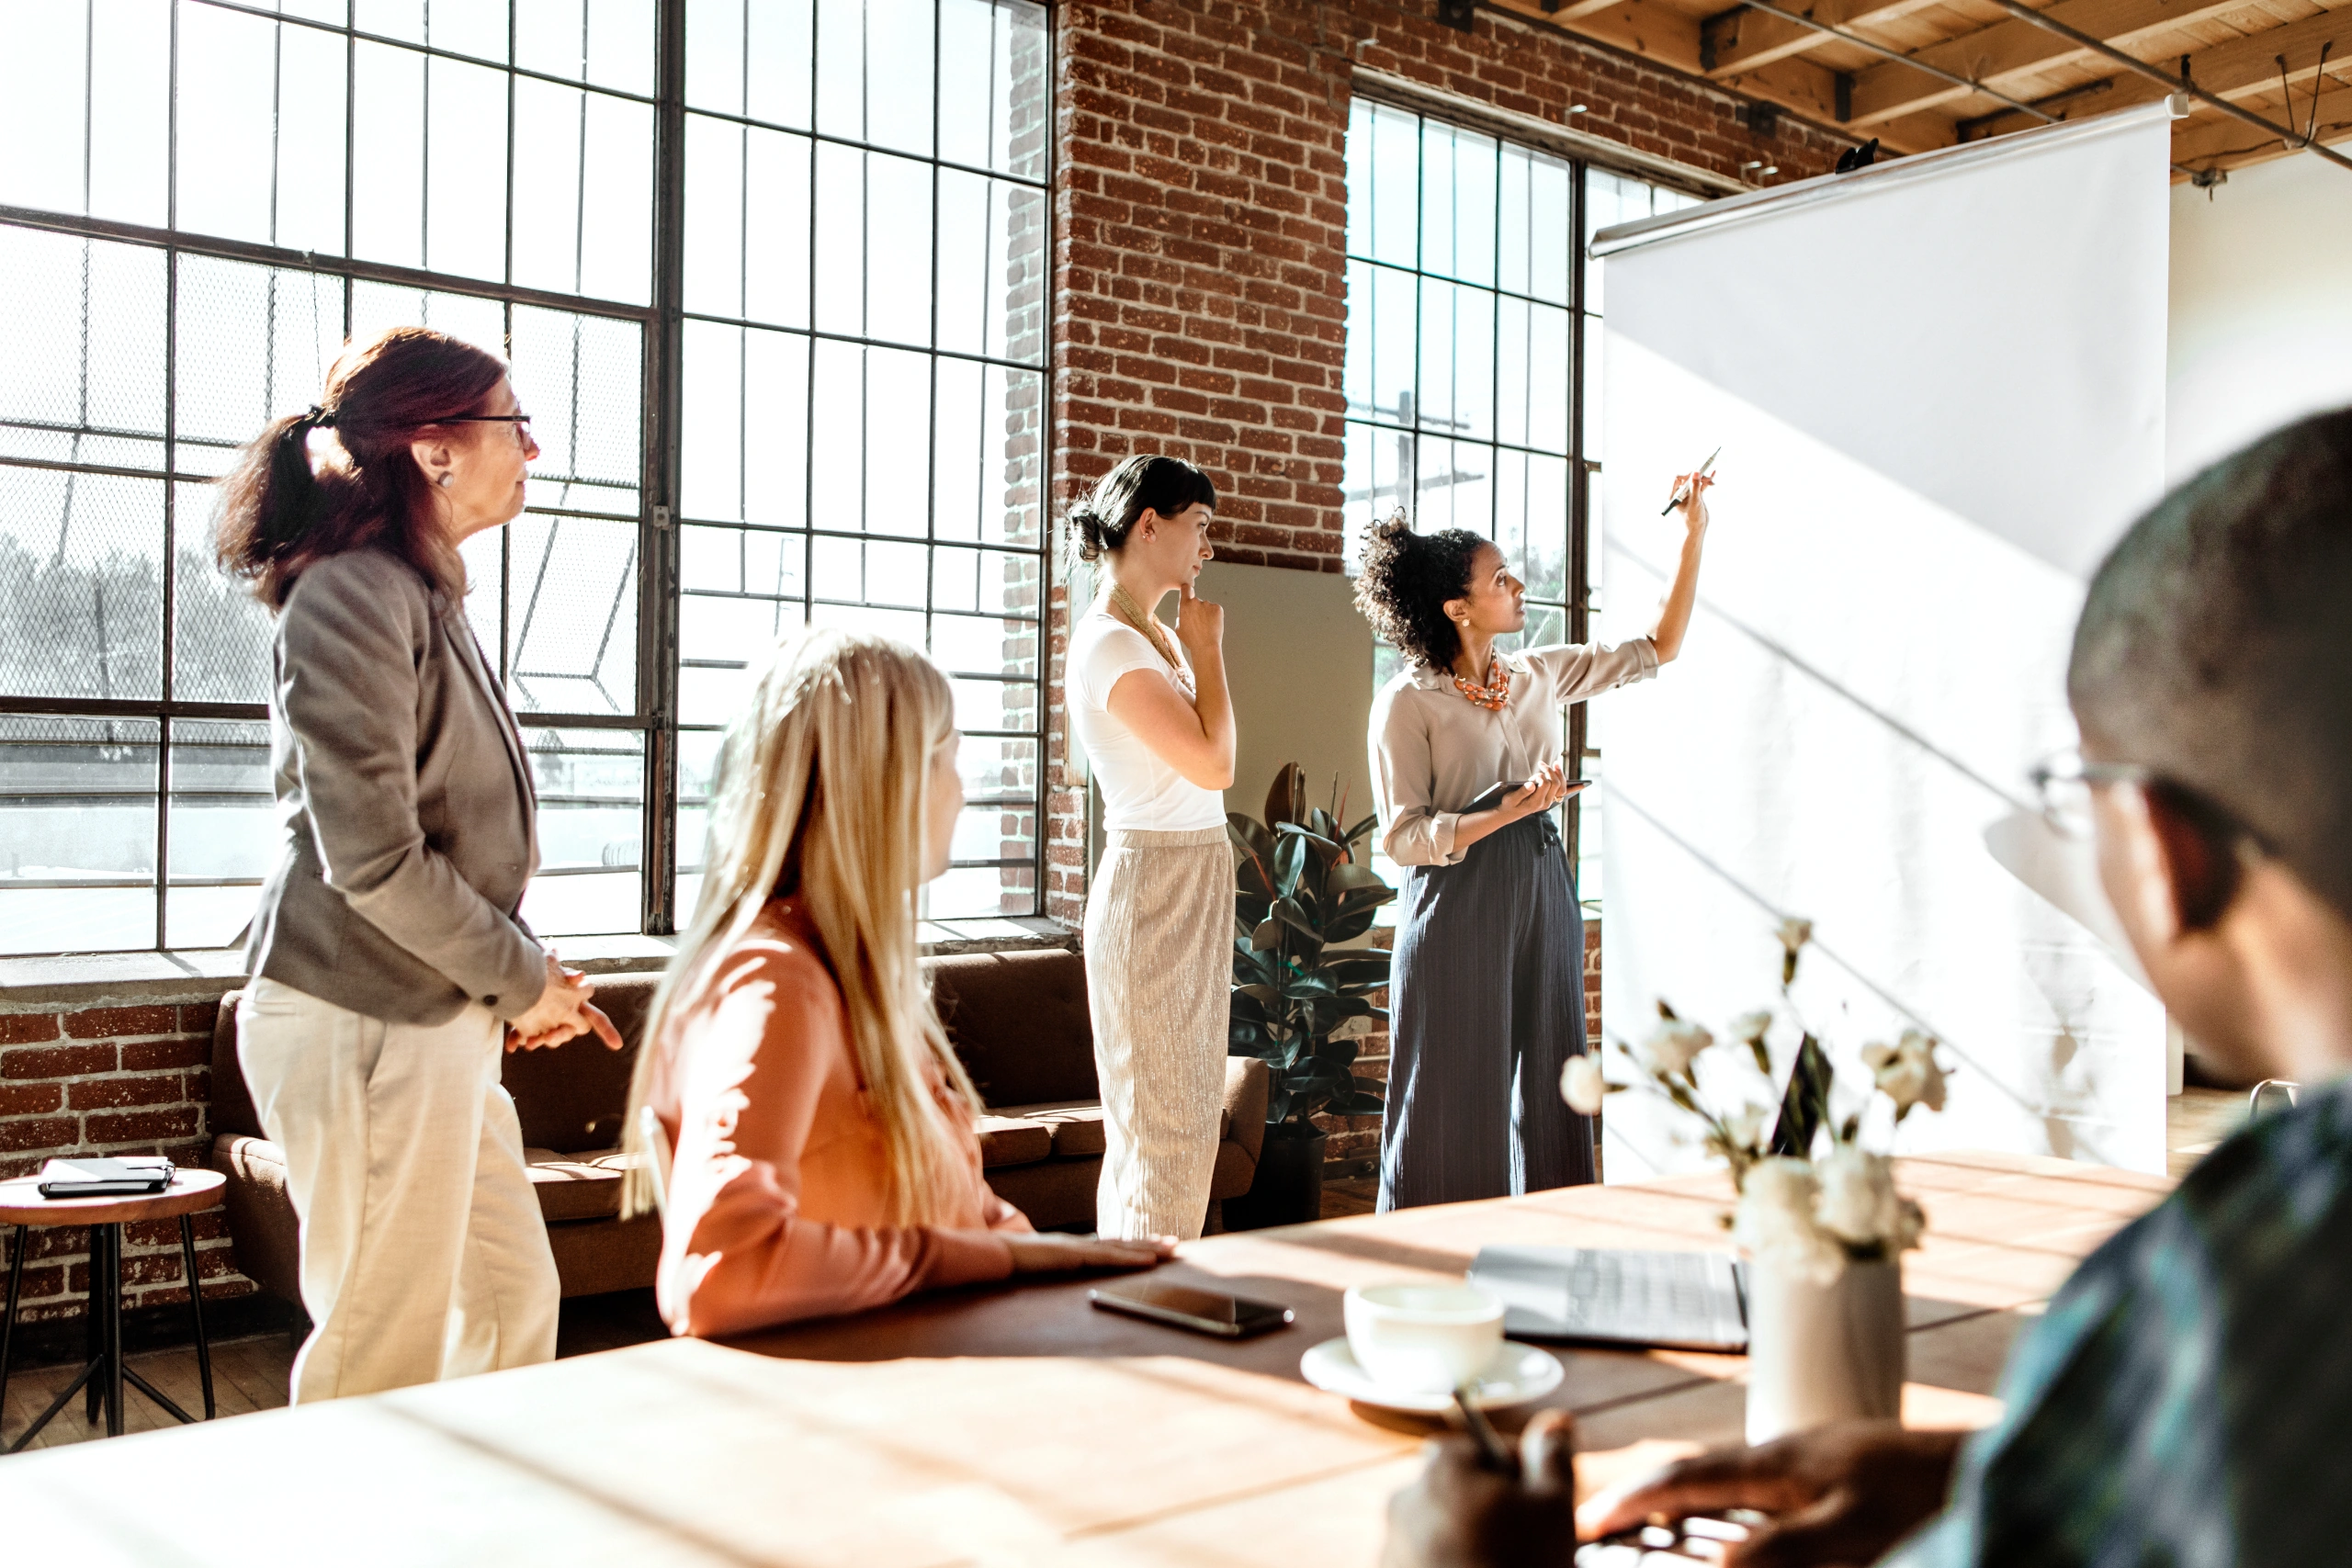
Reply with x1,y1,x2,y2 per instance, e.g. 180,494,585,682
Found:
0,1153,2167,1566
1,1168,226,1449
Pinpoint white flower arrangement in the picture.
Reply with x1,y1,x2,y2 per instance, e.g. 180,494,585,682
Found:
1566,917,1947,1283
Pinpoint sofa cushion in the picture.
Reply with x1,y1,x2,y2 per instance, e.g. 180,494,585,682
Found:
503,975,658,1155
975,1116,1054,1169
931,949,1097,1108
995,1100,1107,1159
525,1146,634,1223
210,991,263,1141
209,1133,300,1304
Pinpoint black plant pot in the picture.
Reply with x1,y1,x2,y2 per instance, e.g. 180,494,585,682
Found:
1223,1124,1329,1231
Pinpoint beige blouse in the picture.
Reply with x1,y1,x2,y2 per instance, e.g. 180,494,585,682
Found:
1369,639,1658,867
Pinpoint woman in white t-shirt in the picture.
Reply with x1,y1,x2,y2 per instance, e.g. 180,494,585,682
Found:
1067,455,1236,1241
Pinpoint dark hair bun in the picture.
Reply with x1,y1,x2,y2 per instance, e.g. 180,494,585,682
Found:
1069,503,1110,563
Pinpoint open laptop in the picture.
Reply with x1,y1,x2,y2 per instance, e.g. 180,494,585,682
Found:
1467,1246,1749,1352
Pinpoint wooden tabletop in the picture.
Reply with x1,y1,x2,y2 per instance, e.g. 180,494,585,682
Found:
0,1168,225,1228
0,1152,2168,1567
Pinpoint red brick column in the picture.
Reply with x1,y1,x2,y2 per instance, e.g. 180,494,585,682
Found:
0,1001,252,1324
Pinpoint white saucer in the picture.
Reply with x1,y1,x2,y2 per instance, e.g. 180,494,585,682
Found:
1299,1337,1565,1413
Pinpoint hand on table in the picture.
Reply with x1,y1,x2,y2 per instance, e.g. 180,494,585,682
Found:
1577,1420,1962,1567
1382,1408,1579,1568
505,954,626,1053
1004,1232,1178,1273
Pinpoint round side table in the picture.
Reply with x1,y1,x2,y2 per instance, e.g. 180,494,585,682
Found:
0,1168,226,1451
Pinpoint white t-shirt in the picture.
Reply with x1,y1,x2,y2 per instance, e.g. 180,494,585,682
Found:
1068,605,1226,832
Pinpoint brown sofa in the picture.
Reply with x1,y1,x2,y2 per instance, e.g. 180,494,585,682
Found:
208,947,1266,1306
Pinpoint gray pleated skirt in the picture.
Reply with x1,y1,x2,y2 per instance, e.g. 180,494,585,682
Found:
1377,808,1595,1213
1082,825,1235,1241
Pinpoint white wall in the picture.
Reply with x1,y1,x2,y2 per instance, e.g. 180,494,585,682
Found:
2169,154,2352,481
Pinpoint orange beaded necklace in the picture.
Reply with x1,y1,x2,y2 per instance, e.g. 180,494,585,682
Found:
1453,657,1510,711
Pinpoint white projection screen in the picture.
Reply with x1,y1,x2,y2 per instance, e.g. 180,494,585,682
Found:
1593,106,2177,1178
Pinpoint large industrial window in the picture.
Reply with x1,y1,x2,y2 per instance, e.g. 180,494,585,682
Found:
0,0,1049,957
1340,96,1696,910
676,0,1049,921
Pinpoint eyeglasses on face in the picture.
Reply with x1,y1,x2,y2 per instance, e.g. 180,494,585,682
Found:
2027,750,2154,840
435,412,534,443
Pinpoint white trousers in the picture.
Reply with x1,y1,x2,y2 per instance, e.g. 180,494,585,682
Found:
238,976,560,1403
1084,827,1235,1242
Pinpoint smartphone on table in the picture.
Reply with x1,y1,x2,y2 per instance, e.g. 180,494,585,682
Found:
1089,1279,1295,1339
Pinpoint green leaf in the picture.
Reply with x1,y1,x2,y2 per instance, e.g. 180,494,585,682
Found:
1324,911,1380,944
1238,983,1281,1007
1343,813,1382,848
1327,955,1393,985
1326,1091,1385,1117
1228,991,1269,1026
1272,897,1321,943
1273,833,1307,898
1275,822,1343,864
1251,916,1283,952
1227,812,1275,863
1327,861,1390,896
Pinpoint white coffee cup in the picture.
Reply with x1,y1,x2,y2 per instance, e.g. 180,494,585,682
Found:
1343,1282,1505,1395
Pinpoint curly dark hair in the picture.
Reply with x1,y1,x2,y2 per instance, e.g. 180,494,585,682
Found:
1353,513,1492,671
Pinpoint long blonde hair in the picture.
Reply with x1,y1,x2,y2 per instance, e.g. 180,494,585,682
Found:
620,627,978,1223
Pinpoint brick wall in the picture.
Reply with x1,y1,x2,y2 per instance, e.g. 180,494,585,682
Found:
0,994,253,1326
1042,0,1846,925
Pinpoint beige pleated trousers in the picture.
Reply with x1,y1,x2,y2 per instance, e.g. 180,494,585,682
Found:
1084,826,1235,1241
238,976,560,1403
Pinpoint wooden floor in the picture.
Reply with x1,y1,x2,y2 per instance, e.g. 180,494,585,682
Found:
0,1100,2248,1455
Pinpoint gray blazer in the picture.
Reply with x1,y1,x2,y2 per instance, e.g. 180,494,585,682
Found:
245,548,547,1026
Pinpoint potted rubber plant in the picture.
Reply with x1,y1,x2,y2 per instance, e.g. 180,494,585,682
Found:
1223,764,1396,1229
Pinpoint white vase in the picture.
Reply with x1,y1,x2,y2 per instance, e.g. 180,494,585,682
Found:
1744,1256,1905,1445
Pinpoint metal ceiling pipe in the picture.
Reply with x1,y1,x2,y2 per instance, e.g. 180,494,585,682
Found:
1736,0,2062,130
1984,0,2352,174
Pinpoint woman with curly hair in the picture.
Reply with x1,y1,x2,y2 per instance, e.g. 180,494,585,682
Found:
1357,473,1714,1210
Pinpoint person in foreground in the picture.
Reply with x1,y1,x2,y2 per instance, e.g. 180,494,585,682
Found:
1360,474,1713,1213
216,327,617,1403
620,628,1170,1337
1382,406,2352,1565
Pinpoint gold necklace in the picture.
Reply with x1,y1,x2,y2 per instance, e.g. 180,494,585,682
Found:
1105,581,1193,695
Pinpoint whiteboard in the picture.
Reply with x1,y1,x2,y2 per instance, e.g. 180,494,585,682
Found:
1594,107,2175,1177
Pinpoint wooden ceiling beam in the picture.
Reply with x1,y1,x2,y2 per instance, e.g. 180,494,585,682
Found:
1843,0,2254,126
2102,10,2352,116
1698,0,1946,78
1480,0,1947,154
2174,80,2352,164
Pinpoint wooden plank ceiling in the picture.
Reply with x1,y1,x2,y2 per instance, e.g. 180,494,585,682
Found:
1482,0,2352,181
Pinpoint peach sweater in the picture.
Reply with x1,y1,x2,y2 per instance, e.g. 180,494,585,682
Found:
647,901,1031,1337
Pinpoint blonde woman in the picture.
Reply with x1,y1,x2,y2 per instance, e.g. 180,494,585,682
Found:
1066,455,1236,1242
621,629,1169,1337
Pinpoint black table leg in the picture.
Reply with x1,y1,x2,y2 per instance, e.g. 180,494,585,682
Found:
99,1224,123,1438
83,1225,101,1426
0,1224,24,1422
178,1213,214,1420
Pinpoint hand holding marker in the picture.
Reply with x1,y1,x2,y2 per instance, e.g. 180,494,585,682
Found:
1660,446,1721,515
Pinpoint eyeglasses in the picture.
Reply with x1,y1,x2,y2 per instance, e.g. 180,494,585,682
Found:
2027,750,2154,839
435,412,533,443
